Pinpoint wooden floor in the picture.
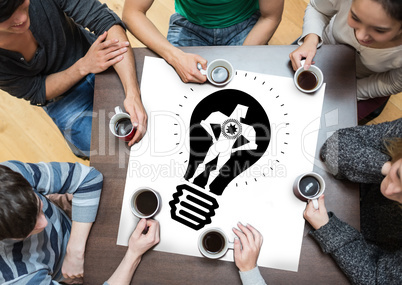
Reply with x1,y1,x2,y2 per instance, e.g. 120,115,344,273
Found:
0,0,401,164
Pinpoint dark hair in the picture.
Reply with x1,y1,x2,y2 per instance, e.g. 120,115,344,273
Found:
372,0,402,21
0,0,25,22
0,165,38,240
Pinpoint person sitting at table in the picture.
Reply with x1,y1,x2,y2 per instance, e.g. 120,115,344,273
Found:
303,118,402,284
122,0,284,83
233,222,267,285
0,0,147,159
289,0,402,122
0,160,160,284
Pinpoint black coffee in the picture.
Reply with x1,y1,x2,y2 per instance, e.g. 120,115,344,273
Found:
299,176,320,197
297,70,318,90
211,66,229,83
115,118,133,136
135,190,158,216
202,231,225,253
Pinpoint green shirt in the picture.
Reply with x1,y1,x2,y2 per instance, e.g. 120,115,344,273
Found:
175,0,259,28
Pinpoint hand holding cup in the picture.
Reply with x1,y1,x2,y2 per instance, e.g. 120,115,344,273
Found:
232,223,263,272
293,172,326,209
294,61,324,93
198,227,234,259
130,187,161,219
303,195,330,230
197,59,234,86
109,106,136,142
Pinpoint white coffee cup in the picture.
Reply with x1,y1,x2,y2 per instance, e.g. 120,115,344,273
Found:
109,106,135,142
294,61,324,93
293,172,326,209
130,187,161,219
198,59,234,86
198,227,234,259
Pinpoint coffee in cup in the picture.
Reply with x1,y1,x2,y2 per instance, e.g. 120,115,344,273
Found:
109,106,135,142
293,62,324,93
130,187,161,219
198,59,234,86
114,118,132,137
297,70,318,91
198,227,234,259
210,66,230,84
293,172,325,209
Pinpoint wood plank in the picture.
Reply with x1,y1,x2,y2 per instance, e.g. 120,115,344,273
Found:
0,90,88,164
368,92,402,125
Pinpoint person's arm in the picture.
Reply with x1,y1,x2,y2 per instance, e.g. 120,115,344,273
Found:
43,0,130,101
105,219,160,285
0,161,103,200
289,33,319,71
105,24,147,145
357,68,402,100
304,196,402,284
61,221,93,279
122,0,207,84
319,119,402,183
44,31,128,101
232,223,267,285
243,0,284,46
289,0,338,71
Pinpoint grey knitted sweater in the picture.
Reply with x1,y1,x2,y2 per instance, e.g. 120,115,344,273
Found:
313,118,402,285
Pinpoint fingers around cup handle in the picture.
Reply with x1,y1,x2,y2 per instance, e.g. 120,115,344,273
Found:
312,198,319,210
115,106,122,114
197,63,207,75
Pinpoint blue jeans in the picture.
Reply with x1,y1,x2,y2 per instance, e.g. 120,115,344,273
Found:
43,74,94,158
167,11,261,46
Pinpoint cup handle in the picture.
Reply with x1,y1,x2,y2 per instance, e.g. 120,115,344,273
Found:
228,241,235,250
115,106,123,114
197,63,207,75
311,198,319,210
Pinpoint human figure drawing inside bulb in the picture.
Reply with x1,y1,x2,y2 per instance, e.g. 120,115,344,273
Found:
170,104,258,230
190,104,258,186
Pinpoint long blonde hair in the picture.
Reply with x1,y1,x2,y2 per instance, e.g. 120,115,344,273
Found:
384,138,402,163
384,137,402,207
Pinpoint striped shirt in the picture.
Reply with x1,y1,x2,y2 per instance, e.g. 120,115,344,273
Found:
0,161,103,284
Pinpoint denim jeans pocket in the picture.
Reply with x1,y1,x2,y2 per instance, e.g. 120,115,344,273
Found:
169,13,187,26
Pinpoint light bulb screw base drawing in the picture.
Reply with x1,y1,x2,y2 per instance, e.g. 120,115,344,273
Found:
169,183,219,230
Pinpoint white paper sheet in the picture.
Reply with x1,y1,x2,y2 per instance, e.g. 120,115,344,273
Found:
117,57,326,272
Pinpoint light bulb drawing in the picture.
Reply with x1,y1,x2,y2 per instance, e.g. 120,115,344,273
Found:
169,89,271,230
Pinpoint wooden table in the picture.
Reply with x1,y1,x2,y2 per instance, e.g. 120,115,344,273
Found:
86,45,358,284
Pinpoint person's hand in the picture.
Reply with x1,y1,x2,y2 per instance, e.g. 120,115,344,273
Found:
79,31,129,76
232,223,263,272
61,246,84,280
105,219,160,285
170,51,208,83
127,218,160,259
124,94,148,146
303,195,329,230
289,34,319,71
